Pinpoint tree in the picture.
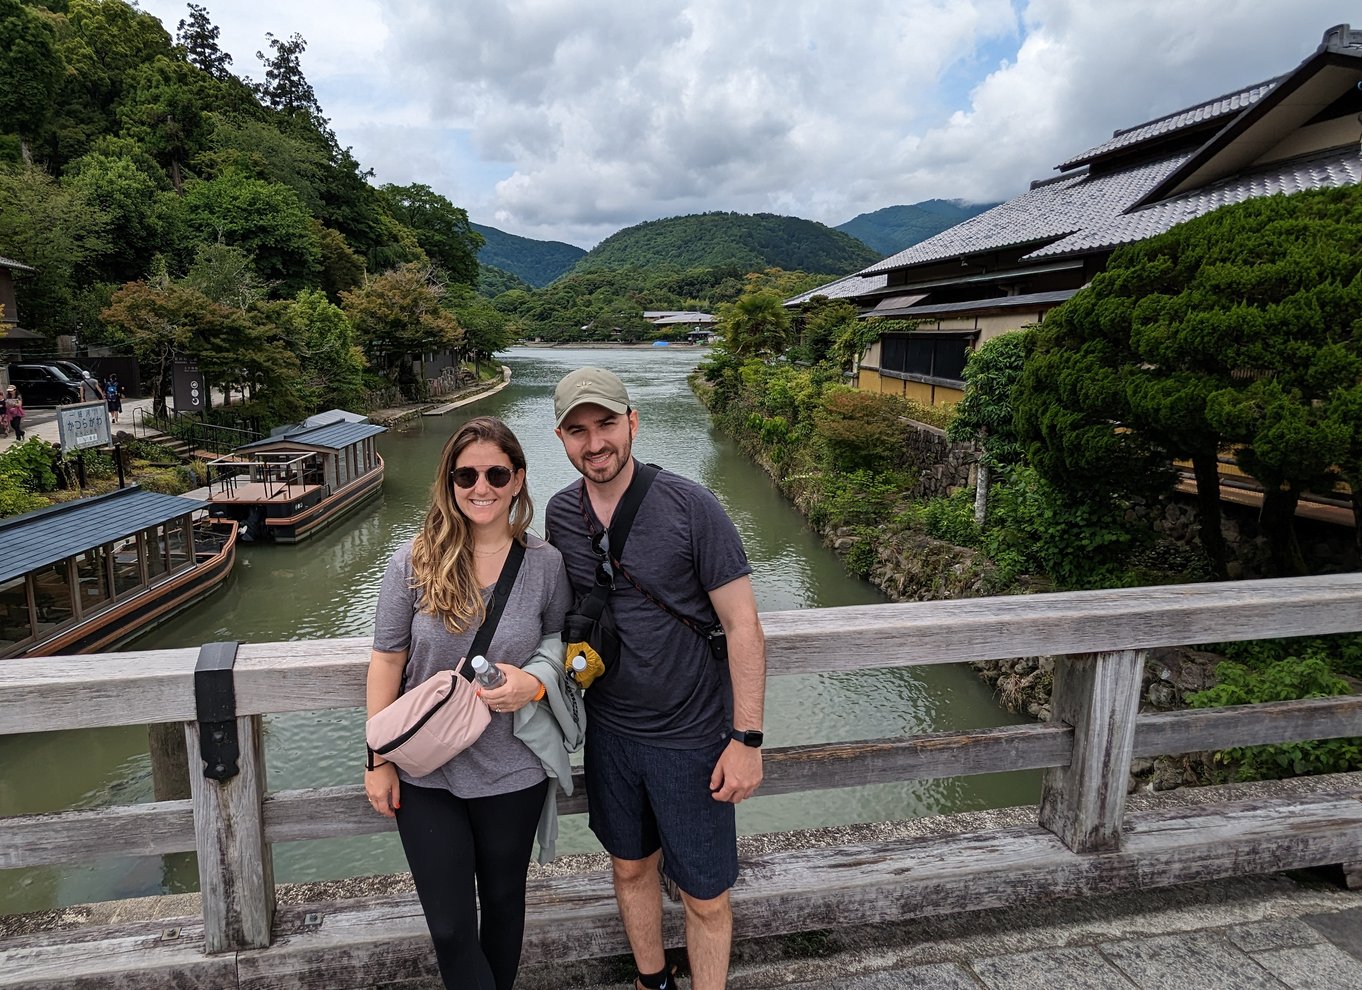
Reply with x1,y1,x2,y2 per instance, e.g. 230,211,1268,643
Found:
717,289,790,358
63,152,160,283
794,297,857,366
447,285,513,366
1016,184,1362,577
176,3,233,80
947,329,1030,525
254,32,322,124
0,0,64,162
180,241,266,312
117,55,216,193
341,263,462,396
377,182,483,287
270,289,365,410
174,171,321,292
101,280,208,416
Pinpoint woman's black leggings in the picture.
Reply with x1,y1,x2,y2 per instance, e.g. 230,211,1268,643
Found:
396,779,550,990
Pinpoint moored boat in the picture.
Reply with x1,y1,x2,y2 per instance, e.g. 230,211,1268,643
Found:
0,486,238,659
205,410,386,544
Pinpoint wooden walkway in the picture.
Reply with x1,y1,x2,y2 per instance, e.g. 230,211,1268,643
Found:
2,574,1362,987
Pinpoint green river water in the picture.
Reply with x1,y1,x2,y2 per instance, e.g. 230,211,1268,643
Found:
0,346,1039,915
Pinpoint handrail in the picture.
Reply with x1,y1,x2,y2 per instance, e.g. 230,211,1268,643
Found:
2,573,1361,971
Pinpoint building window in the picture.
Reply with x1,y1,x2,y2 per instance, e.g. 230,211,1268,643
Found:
0,577,33,654
877,332,972,383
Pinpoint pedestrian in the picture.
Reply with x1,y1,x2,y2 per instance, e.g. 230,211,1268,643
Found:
365,416,575,990
3,386,25,442
546,367,768,990
104,374,124,423
80,369,101,403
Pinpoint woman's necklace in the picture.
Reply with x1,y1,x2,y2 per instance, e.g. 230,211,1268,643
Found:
473,538,512,558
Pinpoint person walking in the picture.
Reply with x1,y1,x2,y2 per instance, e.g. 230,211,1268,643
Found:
365,416,574,990
546,368,767,990
104,374,124,423
3,386,25,442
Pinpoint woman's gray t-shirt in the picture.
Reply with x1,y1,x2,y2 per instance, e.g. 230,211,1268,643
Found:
372,533,572,798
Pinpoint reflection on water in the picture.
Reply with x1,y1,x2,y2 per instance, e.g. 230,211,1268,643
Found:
0,347,1039,913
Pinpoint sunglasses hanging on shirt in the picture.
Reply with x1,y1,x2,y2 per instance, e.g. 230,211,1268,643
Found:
451,465,514,489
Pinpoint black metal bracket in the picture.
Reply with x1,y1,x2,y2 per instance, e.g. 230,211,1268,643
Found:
195,641,241,782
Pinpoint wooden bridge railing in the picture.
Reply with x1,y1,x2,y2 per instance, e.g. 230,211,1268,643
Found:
3,574,1362,988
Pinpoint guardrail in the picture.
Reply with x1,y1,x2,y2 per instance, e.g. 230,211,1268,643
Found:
2,574,1362,988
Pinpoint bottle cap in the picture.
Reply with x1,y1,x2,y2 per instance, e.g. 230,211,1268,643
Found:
471,655,489,673
571,654,587,670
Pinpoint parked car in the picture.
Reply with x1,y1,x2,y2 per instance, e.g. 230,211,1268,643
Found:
6,363,83,407
49,360,103,401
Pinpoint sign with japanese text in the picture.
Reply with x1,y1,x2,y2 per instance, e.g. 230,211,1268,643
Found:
57,400,112,452
173,361,206,414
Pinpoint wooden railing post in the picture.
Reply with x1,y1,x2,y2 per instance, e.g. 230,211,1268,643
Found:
187,642,275,953
1039,649,1145,853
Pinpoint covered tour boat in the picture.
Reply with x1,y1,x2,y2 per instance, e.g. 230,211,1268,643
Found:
205,410,385,544
0,486,238,659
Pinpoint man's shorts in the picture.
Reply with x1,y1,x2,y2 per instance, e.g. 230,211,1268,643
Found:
584,722,738,900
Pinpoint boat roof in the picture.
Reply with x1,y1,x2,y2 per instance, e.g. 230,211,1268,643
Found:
0,487,204,584
236,420,386,453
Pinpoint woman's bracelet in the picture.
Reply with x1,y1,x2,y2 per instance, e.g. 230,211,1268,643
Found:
532,682,546,702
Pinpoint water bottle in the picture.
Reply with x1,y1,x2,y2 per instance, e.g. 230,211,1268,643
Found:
567,650,604,689
471,655,506,689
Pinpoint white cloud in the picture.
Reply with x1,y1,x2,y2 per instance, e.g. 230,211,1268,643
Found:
134,0,1358,247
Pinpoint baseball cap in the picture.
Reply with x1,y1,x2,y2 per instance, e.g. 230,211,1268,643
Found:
554,367,631,427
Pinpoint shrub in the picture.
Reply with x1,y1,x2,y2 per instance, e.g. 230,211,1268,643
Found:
923,487,980,547
808,469,909,529
813,387,911,474
1188,653,1360,779
842,526,880,578
0,438,58,493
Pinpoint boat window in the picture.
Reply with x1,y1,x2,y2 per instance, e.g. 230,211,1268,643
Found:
167,518,192,571
0,577,34,653
111,534,144,597
75,546,111,615
31,560,74,635
144,525,168,579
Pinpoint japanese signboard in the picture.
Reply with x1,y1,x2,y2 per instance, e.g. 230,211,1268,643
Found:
173,361,207,414
57,400,112,452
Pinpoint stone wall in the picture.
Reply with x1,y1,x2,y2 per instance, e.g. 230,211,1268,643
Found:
901,418,976,501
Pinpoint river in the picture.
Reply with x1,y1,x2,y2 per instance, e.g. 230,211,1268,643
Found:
0,346,1039,915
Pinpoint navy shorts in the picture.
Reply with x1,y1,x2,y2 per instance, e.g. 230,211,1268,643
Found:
584,722,738,900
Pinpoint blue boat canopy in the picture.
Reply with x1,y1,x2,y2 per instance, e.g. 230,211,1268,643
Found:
0,486,204,584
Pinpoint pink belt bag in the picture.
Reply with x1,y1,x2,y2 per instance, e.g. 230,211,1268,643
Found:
365,541,525,778
366,658,490,776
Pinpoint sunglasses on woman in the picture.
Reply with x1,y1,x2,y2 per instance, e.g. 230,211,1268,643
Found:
451,465,515,489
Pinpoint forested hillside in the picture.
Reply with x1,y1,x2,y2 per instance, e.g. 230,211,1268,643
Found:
0,0,514,424
836,200,998,256
470,222,584,287
574,212,881,275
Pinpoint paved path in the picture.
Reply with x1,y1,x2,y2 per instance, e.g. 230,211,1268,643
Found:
521,872,1362,990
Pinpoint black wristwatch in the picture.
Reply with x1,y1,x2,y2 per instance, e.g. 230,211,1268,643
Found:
729,728,764,748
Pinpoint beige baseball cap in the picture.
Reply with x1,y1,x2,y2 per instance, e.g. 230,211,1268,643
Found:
554,367,631,427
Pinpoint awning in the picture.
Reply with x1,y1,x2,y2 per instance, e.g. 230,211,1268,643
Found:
869,293,928,316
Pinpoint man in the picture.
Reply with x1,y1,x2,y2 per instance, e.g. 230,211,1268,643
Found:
546,367,766,990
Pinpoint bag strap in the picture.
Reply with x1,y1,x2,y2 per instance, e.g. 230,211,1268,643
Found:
575,463,660,619
459,539,527,682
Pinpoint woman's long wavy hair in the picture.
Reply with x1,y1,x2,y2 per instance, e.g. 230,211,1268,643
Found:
410,416,534,633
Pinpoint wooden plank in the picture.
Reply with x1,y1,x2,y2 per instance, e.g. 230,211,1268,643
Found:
10,572,1362,727
0,801,196,869
1039,650,1144,852
189,715,274,953
1132,695,1362,757
148,722,192,801
0,919,233,990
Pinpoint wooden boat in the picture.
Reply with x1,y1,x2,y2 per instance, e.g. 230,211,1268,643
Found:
205,410,386,544
0,486,238,659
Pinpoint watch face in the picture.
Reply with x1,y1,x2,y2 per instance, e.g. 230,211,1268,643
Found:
733,729,763,747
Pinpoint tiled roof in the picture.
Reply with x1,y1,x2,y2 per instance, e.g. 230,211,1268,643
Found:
1027,146,1361,259
785,272,888,306
868,288,1081,319
860,153,1190,275
1059,80,1278,170
0,487,202,583
0,256,35,273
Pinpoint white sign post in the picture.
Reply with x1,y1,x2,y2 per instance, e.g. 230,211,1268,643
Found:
57,400,112,452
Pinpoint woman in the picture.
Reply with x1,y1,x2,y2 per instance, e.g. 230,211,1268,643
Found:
3,386,24,441
366,416,572,990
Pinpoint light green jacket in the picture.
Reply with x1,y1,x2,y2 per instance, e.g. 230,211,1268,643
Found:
514,635,586,864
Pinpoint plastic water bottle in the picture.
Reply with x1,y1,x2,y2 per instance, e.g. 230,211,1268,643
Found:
471,655,506,689
567,650,604,688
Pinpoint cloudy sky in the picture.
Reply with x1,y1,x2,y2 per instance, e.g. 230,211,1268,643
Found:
134,0,1358,248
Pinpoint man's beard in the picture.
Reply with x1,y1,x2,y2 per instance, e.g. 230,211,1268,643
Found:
574,438,632,484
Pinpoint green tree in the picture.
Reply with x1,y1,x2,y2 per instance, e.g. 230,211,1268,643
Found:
947,329,1030,525
793,297,858,366
378,182,483,287
63,152,159,282
175,3,233,81
341,263,462,395
180,241,266,312
117,55,217,193
174,171,321,292
717,289,790,358
447,285,513,365
253,32,322,124
0,0,64,162
271,289,365,410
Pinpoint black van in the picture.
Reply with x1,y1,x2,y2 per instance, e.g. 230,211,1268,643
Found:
6,363,83,407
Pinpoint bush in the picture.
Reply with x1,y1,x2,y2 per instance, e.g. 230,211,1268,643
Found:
923,487,980,547
813,387,912,474
0,438,58,494
842,526,880,578
1188,653,1360,779
808,469,909,529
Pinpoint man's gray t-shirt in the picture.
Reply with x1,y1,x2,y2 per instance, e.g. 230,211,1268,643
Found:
372,534,572,797
546,464,752,748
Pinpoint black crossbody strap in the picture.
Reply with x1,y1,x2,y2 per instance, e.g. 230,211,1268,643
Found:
459,539,526,682
606,462,660,557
